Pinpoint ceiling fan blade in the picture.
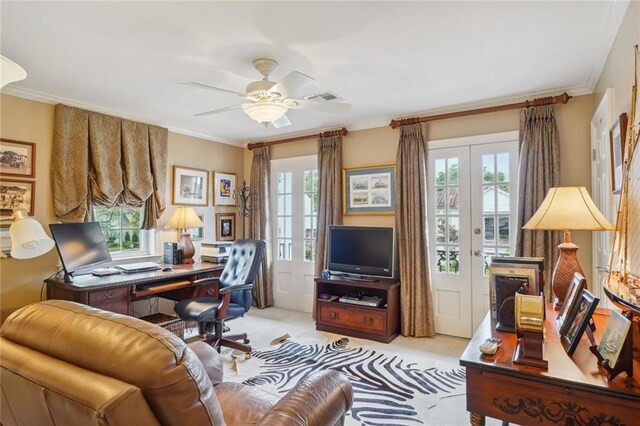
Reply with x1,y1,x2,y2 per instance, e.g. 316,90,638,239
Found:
183,81,246,97
268,71,316,99
271,114,292,129
288,98,352,114
194,104,243,117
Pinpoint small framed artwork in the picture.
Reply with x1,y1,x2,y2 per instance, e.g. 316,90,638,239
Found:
216,213,236,241
342,164,396,215
561,289,599,356
180,213,204,241
0,138,35,178
172,166,208,206
596,310,631,368
609,113,627,194
557,272,587,335
213,171,237,206
0,225,11,257
0,179,35,217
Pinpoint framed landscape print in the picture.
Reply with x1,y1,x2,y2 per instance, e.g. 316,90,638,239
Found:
0,226,11,256
342,164,396,215
0,179,34,216
172,166,208,206
597,310,631,368
216,213,236,241
609,113,627,194
0,139,35,178
213,171,237,206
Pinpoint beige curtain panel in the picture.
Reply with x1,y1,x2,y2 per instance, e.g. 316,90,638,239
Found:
52,104,167,229
396,123,435,337
313,135,343,317
514,105,561,298
250,146,274,308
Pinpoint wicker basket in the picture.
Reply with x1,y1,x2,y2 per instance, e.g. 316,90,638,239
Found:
141,313,185,339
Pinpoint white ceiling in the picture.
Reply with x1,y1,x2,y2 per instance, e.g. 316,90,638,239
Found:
0,1,629,146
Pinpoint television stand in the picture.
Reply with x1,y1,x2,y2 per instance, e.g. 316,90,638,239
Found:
315,276,400,343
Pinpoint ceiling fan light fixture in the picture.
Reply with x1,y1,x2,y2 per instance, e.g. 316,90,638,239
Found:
242,102,287,124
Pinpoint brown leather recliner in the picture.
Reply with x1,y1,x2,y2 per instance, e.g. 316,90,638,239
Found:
0,300,353,425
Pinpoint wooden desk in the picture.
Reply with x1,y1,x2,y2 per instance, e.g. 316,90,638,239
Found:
46,263,224,316
460,306,640,425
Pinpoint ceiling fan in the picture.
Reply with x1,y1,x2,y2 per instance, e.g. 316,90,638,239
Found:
185,58,351,128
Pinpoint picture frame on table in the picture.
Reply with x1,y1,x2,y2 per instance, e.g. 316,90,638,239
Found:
0,179,35,217
557,272,587,335
216,213,236,241
609,113,627,194
0,225,11,257
180,213,204,241
560,289,599,356
596,310,632,368
213,171,237,206
0,138,35,178
172,166,208,206
342,164,396,215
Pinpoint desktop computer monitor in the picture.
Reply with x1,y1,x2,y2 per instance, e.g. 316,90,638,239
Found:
49,222,112,278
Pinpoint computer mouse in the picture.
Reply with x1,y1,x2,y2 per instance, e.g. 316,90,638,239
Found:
162,267,173,272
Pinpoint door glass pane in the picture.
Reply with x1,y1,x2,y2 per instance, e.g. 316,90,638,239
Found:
448,248,460,274
436,217,446,243
436,245,448,273
448,217,459,244
498,216,509,244
436,188,446,214
498,184,510,214
483,216,495,244
447,158,458,185
482,185,495,213
448,187,459,214
435,159,446,186
482,155,495,183
496,153,509,182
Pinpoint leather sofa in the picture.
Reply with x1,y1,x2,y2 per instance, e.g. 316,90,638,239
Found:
0,300,353,425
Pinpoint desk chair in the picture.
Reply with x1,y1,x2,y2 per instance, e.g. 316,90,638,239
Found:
175,239,265,354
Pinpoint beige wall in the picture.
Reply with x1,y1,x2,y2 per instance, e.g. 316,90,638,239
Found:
0,94,244,321
244,94,595,283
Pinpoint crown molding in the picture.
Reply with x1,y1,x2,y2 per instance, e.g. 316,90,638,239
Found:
0,85,243,147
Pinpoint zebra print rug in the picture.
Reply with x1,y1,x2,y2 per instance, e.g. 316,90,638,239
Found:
225,337,466,425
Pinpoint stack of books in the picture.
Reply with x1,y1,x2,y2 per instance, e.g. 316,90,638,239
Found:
163,242,182,265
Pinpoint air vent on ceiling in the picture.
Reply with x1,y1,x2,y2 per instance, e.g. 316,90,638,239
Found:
305,92,341,102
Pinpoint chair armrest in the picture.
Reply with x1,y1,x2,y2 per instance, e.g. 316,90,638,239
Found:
219,283,253,294
258,370,353,426
187,341,224,385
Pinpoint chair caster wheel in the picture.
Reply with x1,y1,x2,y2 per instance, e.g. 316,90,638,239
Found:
243,339,250,344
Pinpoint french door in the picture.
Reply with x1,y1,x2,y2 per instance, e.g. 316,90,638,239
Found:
428,133,519,337
270,155,318,313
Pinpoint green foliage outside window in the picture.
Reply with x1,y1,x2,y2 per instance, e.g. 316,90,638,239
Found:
95,208,141,252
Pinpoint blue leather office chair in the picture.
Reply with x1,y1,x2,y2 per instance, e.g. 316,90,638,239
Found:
174,239,265,353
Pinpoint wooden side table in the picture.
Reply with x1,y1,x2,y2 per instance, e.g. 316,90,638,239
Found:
460,305,640,425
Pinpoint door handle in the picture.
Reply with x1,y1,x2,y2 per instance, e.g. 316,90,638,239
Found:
474,227,481,235
473,250,483,257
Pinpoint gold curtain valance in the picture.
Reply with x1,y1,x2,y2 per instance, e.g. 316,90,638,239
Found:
52,104,168,229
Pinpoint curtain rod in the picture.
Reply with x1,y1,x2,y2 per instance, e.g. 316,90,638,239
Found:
247,127,348,151
389,92,572,129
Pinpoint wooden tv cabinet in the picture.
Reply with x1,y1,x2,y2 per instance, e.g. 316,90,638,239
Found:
315,276,400,343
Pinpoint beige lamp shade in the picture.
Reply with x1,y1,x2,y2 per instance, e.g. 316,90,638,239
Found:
164,207,205,230
523,187,614,231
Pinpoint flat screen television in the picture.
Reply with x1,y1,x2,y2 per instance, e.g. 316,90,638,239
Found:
328,225,394,279
50,222,112,278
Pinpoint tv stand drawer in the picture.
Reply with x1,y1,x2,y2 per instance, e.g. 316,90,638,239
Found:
318,303,386,335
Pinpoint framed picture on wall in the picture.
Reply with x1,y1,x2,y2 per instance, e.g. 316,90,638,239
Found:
0,179,35,217
609,113,627,194
342,164,396,215
172,166,208,206
213,171,237,206
0,139,35,178
216,213,236,241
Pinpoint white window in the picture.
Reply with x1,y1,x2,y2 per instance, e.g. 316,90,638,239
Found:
94,207,153,258
276,172,293,260
303,169,318,262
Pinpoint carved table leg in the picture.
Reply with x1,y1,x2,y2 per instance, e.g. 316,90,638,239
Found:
470,412,485,426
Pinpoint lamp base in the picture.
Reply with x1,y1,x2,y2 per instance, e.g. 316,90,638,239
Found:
551,241,584,310
178,232,195,264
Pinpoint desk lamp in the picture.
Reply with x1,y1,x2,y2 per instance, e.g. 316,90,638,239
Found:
165,206,205,264
523,187,613,309
0,205,55,259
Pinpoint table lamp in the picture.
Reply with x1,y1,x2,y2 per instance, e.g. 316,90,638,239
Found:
0,205,55,259
164,206,205,264
523,187,613,310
